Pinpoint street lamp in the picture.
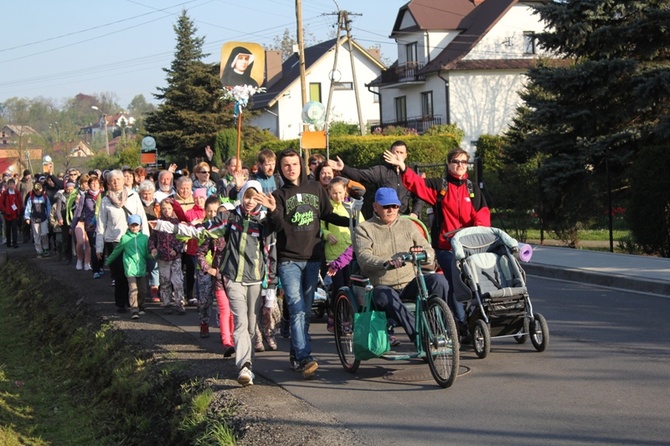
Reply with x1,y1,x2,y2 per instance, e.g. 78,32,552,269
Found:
91,106,110,155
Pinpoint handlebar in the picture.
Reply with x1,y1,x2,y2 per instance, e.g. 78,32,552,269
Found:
383,249,428,270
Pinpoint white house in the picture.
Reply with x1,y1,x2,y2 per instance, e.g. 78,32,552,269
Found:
249,38,385,140
372,0,558,152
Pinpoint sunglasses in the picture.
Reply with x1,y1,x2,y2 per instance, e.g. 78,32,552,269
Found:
199,171,210,174
382,204,399,210
451,159,469,166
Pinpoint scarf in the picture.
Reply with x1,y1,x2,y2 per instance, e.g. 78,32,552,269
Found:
107,189,128,209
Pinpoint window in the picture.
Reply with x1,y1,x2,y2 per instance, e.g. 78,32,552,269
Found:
309,83,322,102
395,96,407,123
523,31,537,55
405,42,418,64
421,91,433,118
333,82,353,90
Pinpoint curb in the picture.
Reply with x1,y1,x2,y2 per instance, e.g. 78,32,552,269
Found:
523,263,670,296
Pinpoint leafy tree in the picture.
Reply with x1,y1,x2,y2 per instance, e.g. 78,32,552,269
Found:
268,28,317,61
505,0,670,248
145,10,232,165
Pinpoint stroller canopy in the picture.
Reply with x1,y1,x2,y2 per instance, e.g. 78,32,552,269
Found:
450,227,519,261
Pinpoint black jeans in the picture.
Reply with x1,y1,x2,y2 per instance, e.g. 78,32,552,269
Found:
105,241,129,309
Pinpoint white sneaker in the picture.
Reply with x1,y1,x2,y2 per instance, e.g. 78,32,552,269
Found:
84,263,92,271
237,366,254,386
76,260,83,270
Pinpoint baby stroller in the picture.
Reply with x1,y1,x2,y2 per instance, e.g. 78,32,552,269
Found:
450,227,549,359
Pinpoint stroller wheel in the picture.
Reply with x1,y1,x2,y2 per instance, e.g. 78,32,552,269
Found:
473,319,490,359
530,313,549,352
514,318,530,344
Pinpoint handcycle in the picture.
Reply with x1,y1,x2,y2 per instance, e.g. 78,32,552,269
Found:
333,248,460,388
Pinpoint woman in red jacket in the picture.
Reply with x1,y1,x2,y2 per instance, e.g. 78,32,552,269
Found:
0,178,23,248
383,147,490,333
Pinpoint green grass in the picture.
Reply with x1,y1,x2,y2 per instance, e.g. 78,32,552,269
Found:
0,261,238,446
524,229,631,242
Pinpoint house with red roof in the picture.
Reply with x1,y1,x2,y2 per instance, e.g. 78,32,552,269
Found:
371,0,562,152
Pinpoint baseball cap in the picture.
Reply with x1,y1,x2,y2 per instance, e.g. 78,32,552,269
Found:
127,214,142,226
375,187,401,206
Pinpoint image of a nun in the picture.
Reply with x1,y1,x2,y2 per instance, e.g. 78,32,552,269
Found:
221,46,259,88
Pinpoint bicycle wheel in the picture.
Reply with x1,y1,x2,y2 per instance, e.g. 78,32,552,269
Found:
334,291,360,373
421,297,459,388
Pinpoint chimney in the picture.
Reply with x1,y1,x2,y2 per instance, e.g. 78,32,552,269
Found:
265,50,283,88
367,47,381,63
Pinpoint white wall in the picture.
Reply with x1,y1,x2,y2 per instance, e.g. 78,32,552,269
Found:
251,43,382,140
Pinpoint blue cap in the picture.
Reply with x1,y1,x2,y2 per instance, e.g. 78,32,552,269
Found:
127,214,142,226
375,187,401,206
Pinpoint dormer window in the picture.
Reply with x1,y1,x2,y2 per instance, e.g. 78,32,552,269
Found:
406,42,418,65
523,31,537,55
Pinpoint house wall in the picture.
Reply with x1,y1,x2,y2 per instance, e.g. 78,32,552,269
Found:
250,44,382,140
464,3,549,60
379,2,551,155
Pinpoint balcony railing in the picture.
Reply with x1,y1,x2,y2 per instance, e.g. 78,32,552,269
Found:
380,61,426,85
372,115,442,134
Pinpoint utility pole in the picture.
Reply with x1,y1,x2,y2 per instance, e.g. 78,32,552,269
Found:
296,0,307,111
323,8,365,135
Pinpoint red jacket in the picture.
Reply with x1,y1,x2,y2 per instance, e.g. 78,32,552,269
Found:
401,167,490,250
0,189,23,221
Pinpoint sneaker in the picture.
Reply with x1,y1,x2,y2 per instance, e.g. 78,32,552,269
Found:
289,355,299,371
223,346,235,358
76,260,83,270
150,287,161,303
131,311,139,320
237,365,254,386
84,263,92,271
299,358,319,379
138,307,146,315
326,316,334,334
111,280,115,287
188,298,198,306
389,335,401,347
93,272,103,279
254,339,265,353
200,322,210,338
41,250,50,257
266,334,277,351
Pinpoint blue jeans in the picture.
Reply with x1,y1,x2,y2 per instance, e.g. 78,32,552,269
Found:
435,249,466,325
278,260,320,362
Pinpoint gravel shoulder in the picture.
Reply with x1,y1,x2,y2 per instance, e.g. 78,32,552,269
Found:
6,244,362,445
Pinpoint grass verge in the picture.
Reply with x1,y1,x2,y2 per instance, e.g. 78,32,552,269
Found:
0,260,236,445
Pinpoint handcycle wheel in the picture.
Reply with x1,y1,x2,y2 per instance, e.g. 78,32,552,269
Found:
334,291,360,373
514,317,529,344
473,319,490,359
530,313,549,352
421,297,459,388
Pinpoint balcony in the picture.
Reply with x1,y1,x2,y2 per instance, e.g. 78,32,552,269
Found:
380,62,426,85
372,115,442,135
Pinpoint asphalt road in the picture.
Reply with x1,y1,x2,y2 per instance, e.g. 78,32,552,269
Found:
228,275,670,446
105,263,670,446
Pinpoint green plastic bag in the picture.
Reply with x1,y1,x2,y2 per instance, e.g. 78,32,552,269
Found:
353,294,390,360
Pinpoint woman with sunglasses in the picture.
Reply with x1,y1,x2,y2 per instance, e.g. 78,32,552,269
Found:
192,162,217,197
383,147,490,336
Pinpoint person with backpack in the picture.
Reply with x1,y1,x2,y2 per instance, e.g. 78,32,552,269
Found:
24,182,52,257
383,147,490,336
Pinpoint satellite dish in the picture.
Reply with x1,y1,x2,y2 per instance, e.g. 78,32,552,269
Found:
141,136,156,151
302,101,326,127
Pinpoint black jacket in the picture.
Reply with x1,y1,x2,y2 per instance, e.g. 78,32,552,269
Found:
267,153,349,262
340,162,423,215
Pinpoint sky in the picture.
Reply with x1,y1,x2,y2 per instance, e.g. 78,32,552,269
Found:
0,0,404,109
